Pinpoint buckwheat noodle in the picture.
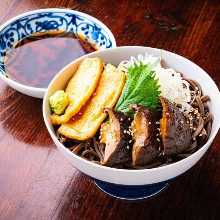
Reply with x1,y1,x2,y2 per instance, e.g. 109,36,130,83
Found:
58,76,212,169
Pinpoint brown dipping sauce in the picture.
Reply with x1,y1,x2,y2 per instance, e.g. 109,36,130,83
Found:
4,31,96,88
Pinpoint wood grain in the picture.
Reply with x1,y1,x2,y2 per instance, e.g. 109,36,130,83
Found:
0,0,219,219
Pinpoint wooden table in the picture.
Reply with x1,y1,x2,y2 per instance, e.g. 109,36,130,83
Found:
0,0,219,219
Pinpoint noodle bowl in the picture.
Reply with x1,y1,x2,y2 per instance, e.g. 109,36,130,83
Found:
43,46,220,185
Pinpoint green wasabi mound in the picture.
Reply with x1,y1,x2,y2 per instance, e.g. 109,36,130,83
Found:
49,90,69,115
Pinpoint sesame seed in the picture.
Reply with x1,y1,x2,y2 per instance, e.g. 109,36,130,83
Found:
128,117,131,121
124,130,127,134
156,138,160,142
156,121,160,124
129,140,132,143
149,121,152,125
120,118,123,121
126,146,130,149
166,112,169,116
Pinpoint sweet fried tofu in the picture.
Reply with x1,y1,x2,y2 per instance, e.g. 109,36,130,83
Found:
58,64,126,140
51,57,103,125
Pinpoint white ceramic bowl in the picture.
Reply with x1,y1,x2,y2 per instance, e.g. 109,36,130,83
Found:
43,46,220,185
0,8,116,98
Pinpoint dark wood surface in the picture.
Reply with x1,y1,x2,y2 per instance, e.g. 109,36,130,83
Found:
0,0,220,219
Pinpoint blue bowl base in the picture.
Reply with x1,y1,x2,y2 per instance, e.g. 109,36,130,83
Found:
94,179,169,200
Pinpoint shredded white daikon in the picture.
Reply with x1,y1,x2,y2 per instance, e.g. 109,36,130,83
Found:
118,52,192,111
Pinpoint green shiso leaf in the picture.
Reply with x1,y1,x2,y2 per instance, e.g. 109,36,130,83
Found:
115,62,161,116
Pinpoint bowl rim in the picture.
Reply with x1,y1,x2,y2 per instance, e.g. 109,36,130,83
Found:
0,8,117,98
43,46,220,174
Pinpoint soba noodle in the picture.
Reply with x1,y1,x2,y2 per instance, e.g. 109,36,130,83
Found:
58,75,212,169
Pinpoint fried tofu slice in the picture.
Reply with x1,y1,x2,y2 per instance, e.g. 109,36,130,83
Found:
58,64,126,140
51,58,103,125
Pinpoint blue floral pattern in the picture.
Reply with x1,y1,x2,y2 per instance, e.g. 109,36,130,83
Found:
0,11,114,76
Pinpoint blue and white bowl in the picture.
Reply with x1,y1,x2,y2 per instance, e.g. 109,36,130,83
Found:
0,8,116,98
43,46,220,200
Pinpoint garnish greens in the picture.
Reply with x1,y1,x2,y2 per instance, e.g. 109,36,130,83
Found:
115,63,161,115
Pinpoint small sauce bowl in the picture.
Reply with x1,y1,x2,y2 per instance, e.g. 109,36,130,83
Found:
0,8,116,98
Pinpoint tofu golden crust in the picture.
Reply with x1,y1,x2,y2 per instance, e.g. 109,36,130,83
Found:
58,64,126,140
50,57,104,125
